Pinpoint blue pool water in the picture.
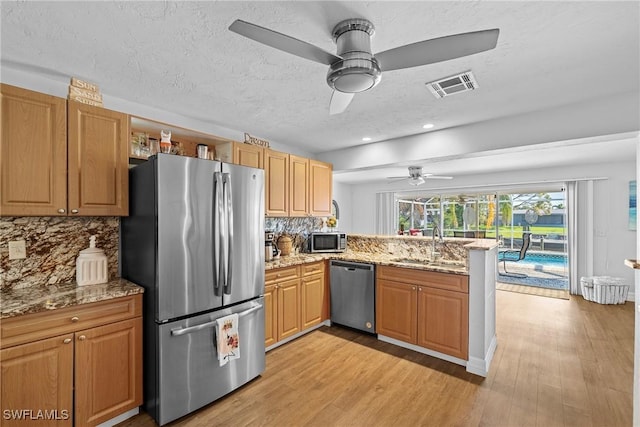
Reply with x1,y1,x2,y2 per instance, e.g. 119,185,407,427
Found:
520,252,567,267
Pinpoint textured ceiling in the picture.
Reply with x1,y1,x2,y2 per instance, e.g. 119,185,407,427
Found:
2,1,638,159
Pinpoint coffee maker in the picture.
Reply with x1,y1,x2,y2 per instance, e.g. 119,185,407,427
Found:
265,231,278,261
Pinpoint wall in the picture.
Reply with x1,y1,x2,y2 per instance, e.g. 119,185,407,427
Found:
344,159,636,284
332,180,353,232
0,217,119,289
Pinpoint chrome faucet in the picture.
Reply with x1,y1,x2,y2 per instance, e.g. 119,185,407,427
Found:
431,224,443,260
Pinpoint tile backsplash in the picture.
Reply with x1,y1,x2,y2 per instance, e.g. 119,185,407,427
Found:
0,217,119,290
265,217,323,252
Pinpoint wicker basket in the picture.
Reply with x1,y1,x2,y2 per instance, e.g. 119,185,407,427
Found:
580,276,630,304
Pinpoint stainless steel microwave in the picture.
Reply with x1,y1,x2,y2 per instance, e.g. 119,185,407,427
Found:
309,232,347,253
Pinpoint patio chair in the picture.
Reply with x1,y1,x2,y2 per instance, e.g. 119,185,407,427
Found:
498,232,531,277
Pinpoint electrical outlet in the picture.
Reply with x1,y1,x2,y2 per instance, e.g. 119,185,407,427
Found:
8,240,26,260
388,243,396,253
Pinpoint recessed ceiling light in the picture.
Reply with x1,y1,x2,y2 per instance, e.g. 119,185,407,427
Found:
362,137,372,141
423,123,435,129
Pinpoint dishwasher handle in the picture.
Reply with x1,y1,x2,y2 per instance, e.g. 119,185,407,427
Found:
330,261,374,271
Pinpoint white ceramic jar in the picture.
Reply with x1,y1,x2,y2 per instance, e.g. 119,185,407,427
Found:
76,236,108,286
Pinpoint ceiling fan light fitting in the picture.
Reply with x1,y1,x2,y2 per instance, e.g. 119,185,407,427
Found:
327,56,381,92
409,176,425,186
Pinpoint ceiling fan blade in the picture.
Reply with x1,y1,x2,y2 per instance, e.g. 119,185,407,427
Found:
386,177,409,184
375,29,499,72
229,19,342,66
329,91,354,115
424,175,453,180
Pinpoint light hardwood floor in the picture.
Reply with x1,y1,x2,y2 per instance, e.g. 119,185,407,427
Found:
118,291,634,427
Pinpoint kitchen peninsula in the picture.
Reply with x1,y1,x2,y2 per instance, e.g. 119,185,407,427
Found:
265,234,499,377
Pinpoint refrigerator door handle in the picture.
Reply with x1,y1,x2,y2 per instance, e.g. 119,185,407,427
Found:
213,172,224,294
223,173,234,295
169,304,263,336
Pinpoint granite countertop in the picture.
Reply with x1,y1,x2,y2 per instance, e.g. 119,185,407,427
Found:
463,239,500,251
266,251,469,275
1,278,144,319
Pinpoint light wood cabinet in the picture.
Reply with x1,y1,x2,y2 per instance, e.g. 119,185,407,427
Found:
74,317,142,426
301,262,326,330
215,141,264,168
0,334,73,427
376,266,469,360
265,263,329,348
67,101,129,216
289,155,309,217
376,279,417,343
308,159,333,216
265,266,301,346
416,286,468,359
1,84,67,216
0,295,143,427
264,149,289,216
0,84,129,216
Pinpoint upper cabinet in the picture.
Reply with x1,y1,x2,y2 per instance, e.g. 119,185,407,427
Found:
289,155,309,217
308,159,333,217
1,84,67,216
265,149,289,217
0,84,129,216
68,101,129,216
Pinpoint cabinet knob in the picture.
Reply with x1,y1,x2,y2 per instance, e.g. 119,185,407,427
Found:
71,209,79,214
78,335,86,341
70,316,79,322
276,273,281,278
63,338,72,344
57,208,66,214
412,286,416,290
418,288,422,291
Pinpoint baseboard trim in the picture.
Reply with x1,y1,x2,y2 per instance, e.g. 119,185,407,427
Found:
377,335,467,367
266,320,330,352
96,407,139,427
466,335,497,377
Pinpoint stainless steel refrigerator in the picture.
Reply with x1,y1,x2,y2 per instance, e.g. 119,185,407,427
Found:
121,154,265,426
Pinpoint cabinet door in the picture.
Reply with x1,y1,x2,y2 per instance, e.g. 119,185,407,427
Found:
264,284,278,347
289,155,309,217
264,149,289,217
308,159,332,216
301,273,325,330
417,287,469,360
376,279,417,343
277,278,301,341
67,101,129,216
0,334,73,427
1,84,67,216
74,318,142,427
234,142,264,168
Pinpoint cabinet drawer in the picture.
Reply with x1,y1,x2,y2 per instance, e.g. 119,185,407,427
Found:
377,265,469,293
1,294,142,349
301,261,324,277
265,266,300,285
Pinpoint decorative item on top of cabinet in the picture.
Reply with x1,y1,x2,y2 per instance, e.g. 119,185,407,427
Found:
0,84,129,217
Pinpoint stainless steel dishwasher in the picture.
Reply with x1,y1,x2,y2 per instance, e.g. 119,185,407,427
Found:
330,260,375,333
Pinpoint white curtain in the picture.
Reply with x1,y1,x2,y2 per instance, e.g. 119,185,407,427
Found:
375,192,396,235
566,180,594,294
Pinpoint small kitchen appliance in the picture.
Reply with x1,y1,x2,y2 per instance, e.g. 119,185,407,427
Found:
309,231,347,253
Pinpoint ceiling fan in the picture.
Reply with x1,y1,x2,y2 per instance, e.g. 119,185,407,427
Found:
228,18,499,115
387,166,453,186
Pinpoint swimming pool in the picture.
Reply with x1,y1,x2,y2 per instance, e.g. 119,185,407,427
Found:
520,252,567,267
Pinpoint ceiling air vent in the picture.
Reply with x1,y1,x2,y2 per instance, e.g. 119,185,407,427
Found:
426,70,478,99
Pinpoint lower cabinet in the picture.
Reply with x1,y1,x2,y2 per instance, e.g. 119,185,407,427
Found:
0,295,143,427
376,266,469,360
265,261,328,348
